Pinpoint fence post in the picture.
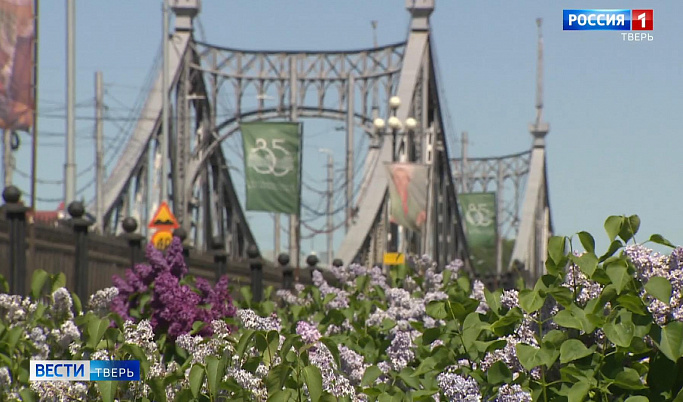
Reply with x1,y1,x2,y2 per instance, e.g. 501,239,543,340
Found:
121,217,144,268
332,258,343,269
172,227,191,260
3,186,28,295
306,253,319,281
212,236,228,282
247,245,262,303
278,253,292,290
68,201,91,302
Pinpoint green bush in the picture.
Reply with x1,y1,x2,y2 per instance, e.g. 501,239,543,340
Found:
1,214,682,401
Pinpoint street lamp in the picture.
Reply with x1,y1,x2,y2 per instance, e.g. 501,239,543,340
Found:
372,96,418,254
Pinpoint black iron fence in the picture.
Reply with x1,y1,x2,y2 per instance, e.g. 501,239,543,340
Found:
0,185,309,303
1,185,516,303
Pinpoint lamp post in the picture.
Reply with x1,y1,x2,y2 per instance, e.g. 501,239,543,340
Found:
373,96,418,255
318,148,334,267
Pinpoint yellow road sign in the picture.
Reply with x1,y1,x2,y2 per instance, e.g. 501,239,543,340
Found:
148,201,179,230
151,230,173,251
383,252,405,265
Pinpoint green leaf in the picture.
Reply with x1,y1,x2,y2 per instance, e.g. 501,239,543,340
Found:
398,367,420,389
487,360,512,385
547,236,567,265
560,339,593,363
618,215,640,243
303,365,323,402
600,240,624,261
606,260,630,294
236,329,256,360
51,272,67,293
30,269,50,299
484,288,502,316
319,337,340,369
149,377,168,402
566,381,590,402
614,367,645,390
515,343,558,370
421,327,442,346
577,231,595,253
268,389,294,402
649,234,676,248
603,311,635,348
411,356,437,377
542,330,567,349
656,321,683,362
605,216,624,242
572,252,598,278
0,275,8,294
362,366,383,386
519,289,544,313
645,276,672,304
205,355,223,398
87,317,110,348
189,364,205,398
97,381,118,402
18,389,36,402
616,294,648,315
266,364,292,395
624,397,649,402
322,293,337,305
426,301,448,320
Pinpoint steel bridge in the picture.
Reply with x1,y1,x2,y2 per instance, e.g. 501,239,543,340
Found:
88,0,553,284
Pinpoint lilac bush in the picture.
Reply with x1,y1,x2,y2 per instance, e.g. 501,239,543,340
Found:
111,237,236,339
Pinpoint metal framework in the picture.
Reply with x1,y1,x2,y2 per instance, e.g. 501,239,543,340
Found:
89,1,550,281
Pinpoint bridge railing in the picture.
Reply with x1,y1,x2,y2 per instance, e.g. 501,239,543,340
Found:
0,186,306,302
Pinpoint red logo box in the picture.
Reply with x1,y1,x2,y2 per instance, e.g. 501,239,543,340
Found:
632,9,653,30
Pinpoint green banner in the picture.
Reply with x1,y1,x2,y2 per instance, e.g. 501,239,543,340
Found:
241,122,301,214
459,192,497,248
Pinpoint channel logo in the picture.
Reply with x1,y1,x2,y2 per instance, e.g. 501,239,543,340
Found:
30,360,140,381
563,9,653,31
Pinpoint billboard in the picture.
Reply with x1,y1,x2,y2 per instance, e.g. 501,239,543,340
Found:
385,162,429,233
0,0,35,130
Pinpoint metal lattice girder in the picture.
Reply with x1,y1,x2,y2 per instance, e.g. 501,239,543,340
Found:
89,31,192,231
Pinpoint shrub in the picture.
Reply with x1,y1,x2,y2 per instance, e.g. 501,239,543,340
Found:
111,237,236,339
1,215,683,401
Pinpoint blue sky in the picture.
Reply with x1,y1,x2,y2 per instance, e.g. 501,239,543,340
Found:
10,1,683,257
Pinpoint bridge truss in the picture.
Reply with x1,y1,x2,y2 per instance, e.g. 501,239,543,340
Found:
89,0,551,283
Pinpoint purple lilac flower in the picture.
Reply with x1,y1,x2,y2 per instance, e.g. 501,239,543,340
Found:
111,238,236,339
387,331,415,371
312,270,350,309
296,321,321,344
237,309,281,331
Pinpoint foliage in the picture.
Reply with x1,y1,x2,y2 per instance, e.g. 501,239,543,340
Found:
110,237,236,339
1,215,683,401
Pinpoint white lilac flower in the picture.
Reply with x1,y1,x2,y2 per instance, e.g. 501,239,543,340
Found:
436,367,481,402
228,368,267,401
445,259,464,275
177,321,235,366
275,289,310,306
0,367,11,388
91,349,112,361
29,327,49,360
496,384,532,402
30,381,88,402
0,294,27,323
501,289,519,309
237,309,281,331
68,342,81,357
123,319,156,355
87,287,119,314
325,319,354,336
51,320,81,349
312,270,350,309
424,291,448,304
52,288,74,320
309,343,356,398
562,262,602,307
472,280,489,313
387,331,415,371
403,276,418,292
